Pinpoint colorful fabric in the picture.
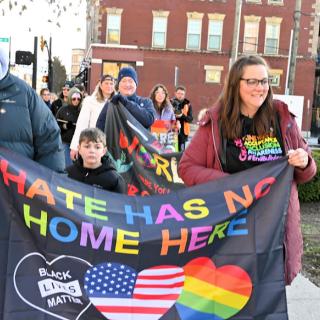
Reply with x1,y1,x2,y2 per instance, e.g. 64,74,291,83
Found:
0,146,291,319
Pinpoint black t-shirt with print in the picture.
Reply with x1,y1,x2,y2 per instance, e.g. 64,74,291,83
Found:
224,114,285,174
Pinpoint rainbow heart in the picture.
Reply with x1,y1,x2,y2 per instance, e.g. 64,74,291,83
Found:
176,257,252,319
84,262,184,320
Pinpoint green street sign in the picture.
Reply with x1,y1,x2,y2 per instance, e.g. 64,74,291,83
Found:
0,38,9,42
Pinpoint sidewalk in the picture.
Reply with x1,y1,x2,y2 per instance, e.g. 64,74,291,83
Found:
287,274,320,319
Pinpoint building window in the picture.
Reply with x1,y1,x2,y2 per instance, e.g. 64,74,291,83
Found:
269,69,283,87
106,10,122,44
265,17,282,55
268,0,283,5
102,62,135,79
243,17,260,53
207,14,225,51
186,12,204,50
152,11,169,48
246,0,262,3
204,65,223,83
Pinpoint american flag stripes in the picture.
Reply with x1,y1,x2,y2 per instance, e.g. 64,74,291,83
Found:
84,262,185,320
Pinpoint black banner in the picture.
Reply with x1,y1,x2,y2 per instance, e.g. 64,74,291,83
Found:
0,146,292,319
105,103,184,196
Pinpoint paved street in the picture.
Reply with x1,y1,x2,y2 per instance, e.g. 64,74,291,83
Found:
287,274,320,319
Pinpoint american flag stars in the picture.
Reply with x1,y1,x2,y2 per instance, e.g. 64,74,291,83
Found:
84,262,185,320
84,263,137,298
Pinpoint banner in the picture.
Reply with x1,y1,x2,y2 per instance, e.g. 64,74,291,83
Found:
0,147,292,319
105,103,184,196
151,120,179,153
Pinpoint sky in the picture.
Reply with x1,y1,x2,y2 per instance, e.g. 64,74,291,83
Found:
0,0,86,75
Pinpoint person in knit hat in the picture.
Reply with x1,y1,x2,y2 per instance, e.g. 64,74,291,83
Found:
96,66,156,130
0,47,65,172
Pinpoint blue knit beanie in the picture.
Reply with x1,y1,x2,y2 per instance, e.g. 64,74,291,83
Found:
117,67,138,85
0,47,9,81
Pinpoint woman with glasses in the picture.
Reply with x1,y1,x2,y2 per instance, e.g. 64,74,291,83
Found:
178,55,317,285
56,87,83,167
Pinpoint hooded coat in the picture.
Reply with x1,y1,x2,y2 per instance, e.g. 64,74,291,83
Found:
0,72,65,172
178,99,317,285
66,155,126,194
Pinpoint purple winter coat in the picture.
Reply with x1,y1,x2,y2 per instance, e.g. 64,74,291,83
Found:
178,100,317,285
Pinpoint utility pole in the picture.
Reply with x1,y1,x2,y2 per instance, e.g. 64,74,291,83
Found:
32,36,38,90
287,0,302,95
48,37,53,92
230,0,243,67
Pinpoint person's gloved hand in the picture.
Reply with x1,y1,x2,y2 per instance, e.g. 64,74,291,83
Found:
111,94,128,107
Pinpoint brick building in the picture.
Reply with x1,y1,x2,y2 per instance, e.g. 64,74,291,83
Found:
82,0,320,133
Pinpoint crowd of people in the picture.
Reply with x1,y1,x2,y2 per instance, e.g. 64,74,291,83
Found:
0,44,317,285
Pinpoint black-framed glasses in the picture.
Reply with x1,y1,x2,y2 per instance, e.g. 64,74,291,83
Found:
240,78,270,88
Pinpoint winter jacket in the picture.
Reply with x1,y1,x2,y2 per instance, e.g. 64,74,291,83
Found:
51,96,68,116
154,103,176,121
96,93,156,130
66,155,127,193
178,100,317,285
56,88,82,144
0,72,65,172
70,93,108,151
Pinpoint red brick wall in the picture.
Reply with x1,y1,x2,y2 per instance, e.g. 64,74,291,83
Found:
90,0,317,131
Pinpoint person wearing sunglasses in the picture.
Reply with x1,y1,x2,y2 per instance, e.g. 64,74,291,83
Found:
178,55,317,286
56,87,83,167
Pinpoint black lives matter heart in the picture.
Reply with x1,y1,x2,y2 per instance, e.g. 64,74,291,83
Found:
13,252,92,320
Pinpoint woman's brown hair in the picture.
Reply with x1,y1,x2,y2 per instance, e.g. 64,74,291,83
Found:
95,74,115,103
219,55,275,140
150,84,171,112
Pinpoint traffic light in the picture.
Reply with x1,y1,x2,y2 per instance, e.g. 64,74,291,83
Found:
15,50,34,65
40,36,46,51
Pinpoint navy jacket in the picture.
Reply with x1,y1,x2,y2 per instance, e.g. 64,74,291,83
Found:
0,73,65,172
96,93,155,130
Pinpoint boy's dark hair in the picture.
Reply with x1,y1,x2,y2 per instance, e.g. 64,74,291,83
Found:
79,128,106,146
175,85,186,92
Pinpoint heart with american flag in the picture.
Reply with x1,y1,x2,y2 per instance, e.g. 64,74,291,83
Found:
84,262,185,320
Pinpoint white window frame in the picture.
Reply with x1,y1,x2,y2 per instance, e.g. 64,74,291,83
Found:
186,12,204,50
269,69,283,87
264,17,282,55
106,9,123,45
204,65,224,84
246,0,262,3
268,0,284,5
152,11,169,48
243,20,260,53
207,14,225,51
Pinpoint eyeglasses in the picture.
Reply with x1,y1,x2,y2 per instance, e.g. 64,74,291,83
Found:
240,78,270,88
72,97,81,101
